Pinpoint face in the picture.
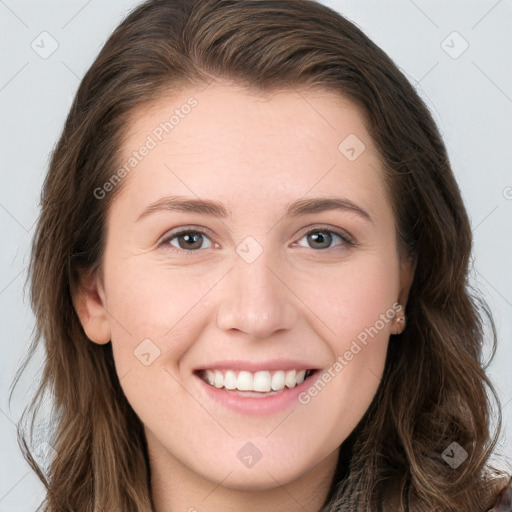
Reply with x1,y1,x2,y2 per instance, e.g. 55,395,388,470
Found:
77,83,413,493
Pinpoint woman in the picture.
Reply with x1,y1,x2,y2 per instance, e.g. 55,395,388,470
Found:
12,0,511,510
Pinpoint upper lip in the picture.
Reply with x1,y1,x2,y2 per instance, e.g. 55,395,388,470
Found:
193,359,318,372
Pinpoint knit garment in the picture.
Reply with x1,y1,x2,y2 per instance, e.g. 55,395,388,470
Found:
490,478,512,511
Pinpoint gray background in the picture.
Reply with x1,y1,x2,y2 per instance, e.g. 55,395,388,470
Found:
1,0,511,509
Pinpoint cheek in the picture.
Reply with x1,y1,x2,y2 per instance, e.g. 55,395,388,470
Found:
103,257,226,371
104,242,399,365
299,250,400,344
292,252,398,423
102,260,218,437
100,240,399,480
294,279,395,446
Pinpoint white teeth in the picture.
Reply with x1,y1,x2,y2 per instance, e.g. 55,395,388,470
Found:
237,371,253,391
253,371,271,392
204,369,215,386
271,370,285,391
214,370,224,389
200,368,312,392
285,369,296,388
224,370,237,390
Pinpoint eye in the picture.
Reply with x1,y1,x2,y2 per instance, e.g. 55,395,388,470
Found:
160,228,214,252
295,227,353,250
158,225,354,255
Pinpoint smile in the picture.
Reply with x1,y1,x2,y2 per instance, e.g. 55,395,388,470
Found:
197,368,316,393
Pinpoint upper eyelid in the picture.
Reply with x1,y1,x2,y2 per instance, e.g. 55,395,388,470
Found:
158,225,215,243
301,225,353,242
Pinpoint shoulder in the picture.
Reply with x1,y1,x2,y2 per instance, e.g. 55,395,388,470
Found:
489,477,512,512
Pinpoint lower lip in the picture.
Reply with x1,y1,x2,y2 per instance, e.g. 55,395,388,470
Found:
194,372,317,416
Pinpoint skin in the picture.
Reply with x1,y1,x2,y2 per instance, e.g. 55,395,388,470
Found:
75,82,414,512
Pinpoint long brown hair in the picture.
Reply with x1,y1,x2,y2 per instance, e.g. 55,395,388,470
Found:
11,0,509,510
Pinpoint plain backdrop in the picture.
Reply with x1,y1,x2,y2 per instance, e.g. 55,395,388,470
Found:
1,0,511,509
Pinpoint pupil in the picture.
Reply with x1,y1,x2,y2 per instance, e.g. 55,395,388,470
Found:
309,231,331,249
180,233,201,249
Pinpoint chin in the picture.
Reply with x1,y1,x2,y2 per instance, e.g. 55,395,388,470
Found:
206,463,304,492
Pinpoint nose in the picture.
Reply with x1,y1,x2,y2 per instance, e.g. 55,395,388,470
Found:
216,251,299,339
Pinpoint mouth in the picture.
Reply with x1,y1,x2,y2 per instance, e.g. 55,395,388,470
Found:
194,368,317,397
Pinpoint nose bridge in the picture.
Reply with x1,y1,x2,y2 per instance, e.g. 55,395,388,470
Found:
216,244,297,338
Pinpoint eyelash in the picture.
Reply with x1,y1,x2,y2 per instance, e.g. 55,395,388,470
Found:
158,225,355,256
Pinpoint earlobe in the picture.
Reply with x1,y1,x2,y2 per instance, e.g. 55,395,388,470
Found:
72,270,111,345
390,307,406,335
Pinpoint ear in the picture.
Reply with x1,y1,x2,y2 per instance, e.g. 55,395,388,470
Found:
390,253,417,335
397,253,416,307
72,269,111,345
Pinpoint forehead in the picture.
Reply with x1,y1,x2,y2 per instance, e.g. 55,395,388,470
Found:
115,83,388,218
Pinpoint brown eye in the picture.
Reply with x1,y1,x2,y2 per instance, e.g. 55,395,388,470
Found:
306,231,333,249
163,230,213,252
297,229,351,250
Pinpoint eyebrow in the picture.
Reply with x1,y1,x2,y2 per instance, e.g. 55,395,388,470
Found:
137,195,373,223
